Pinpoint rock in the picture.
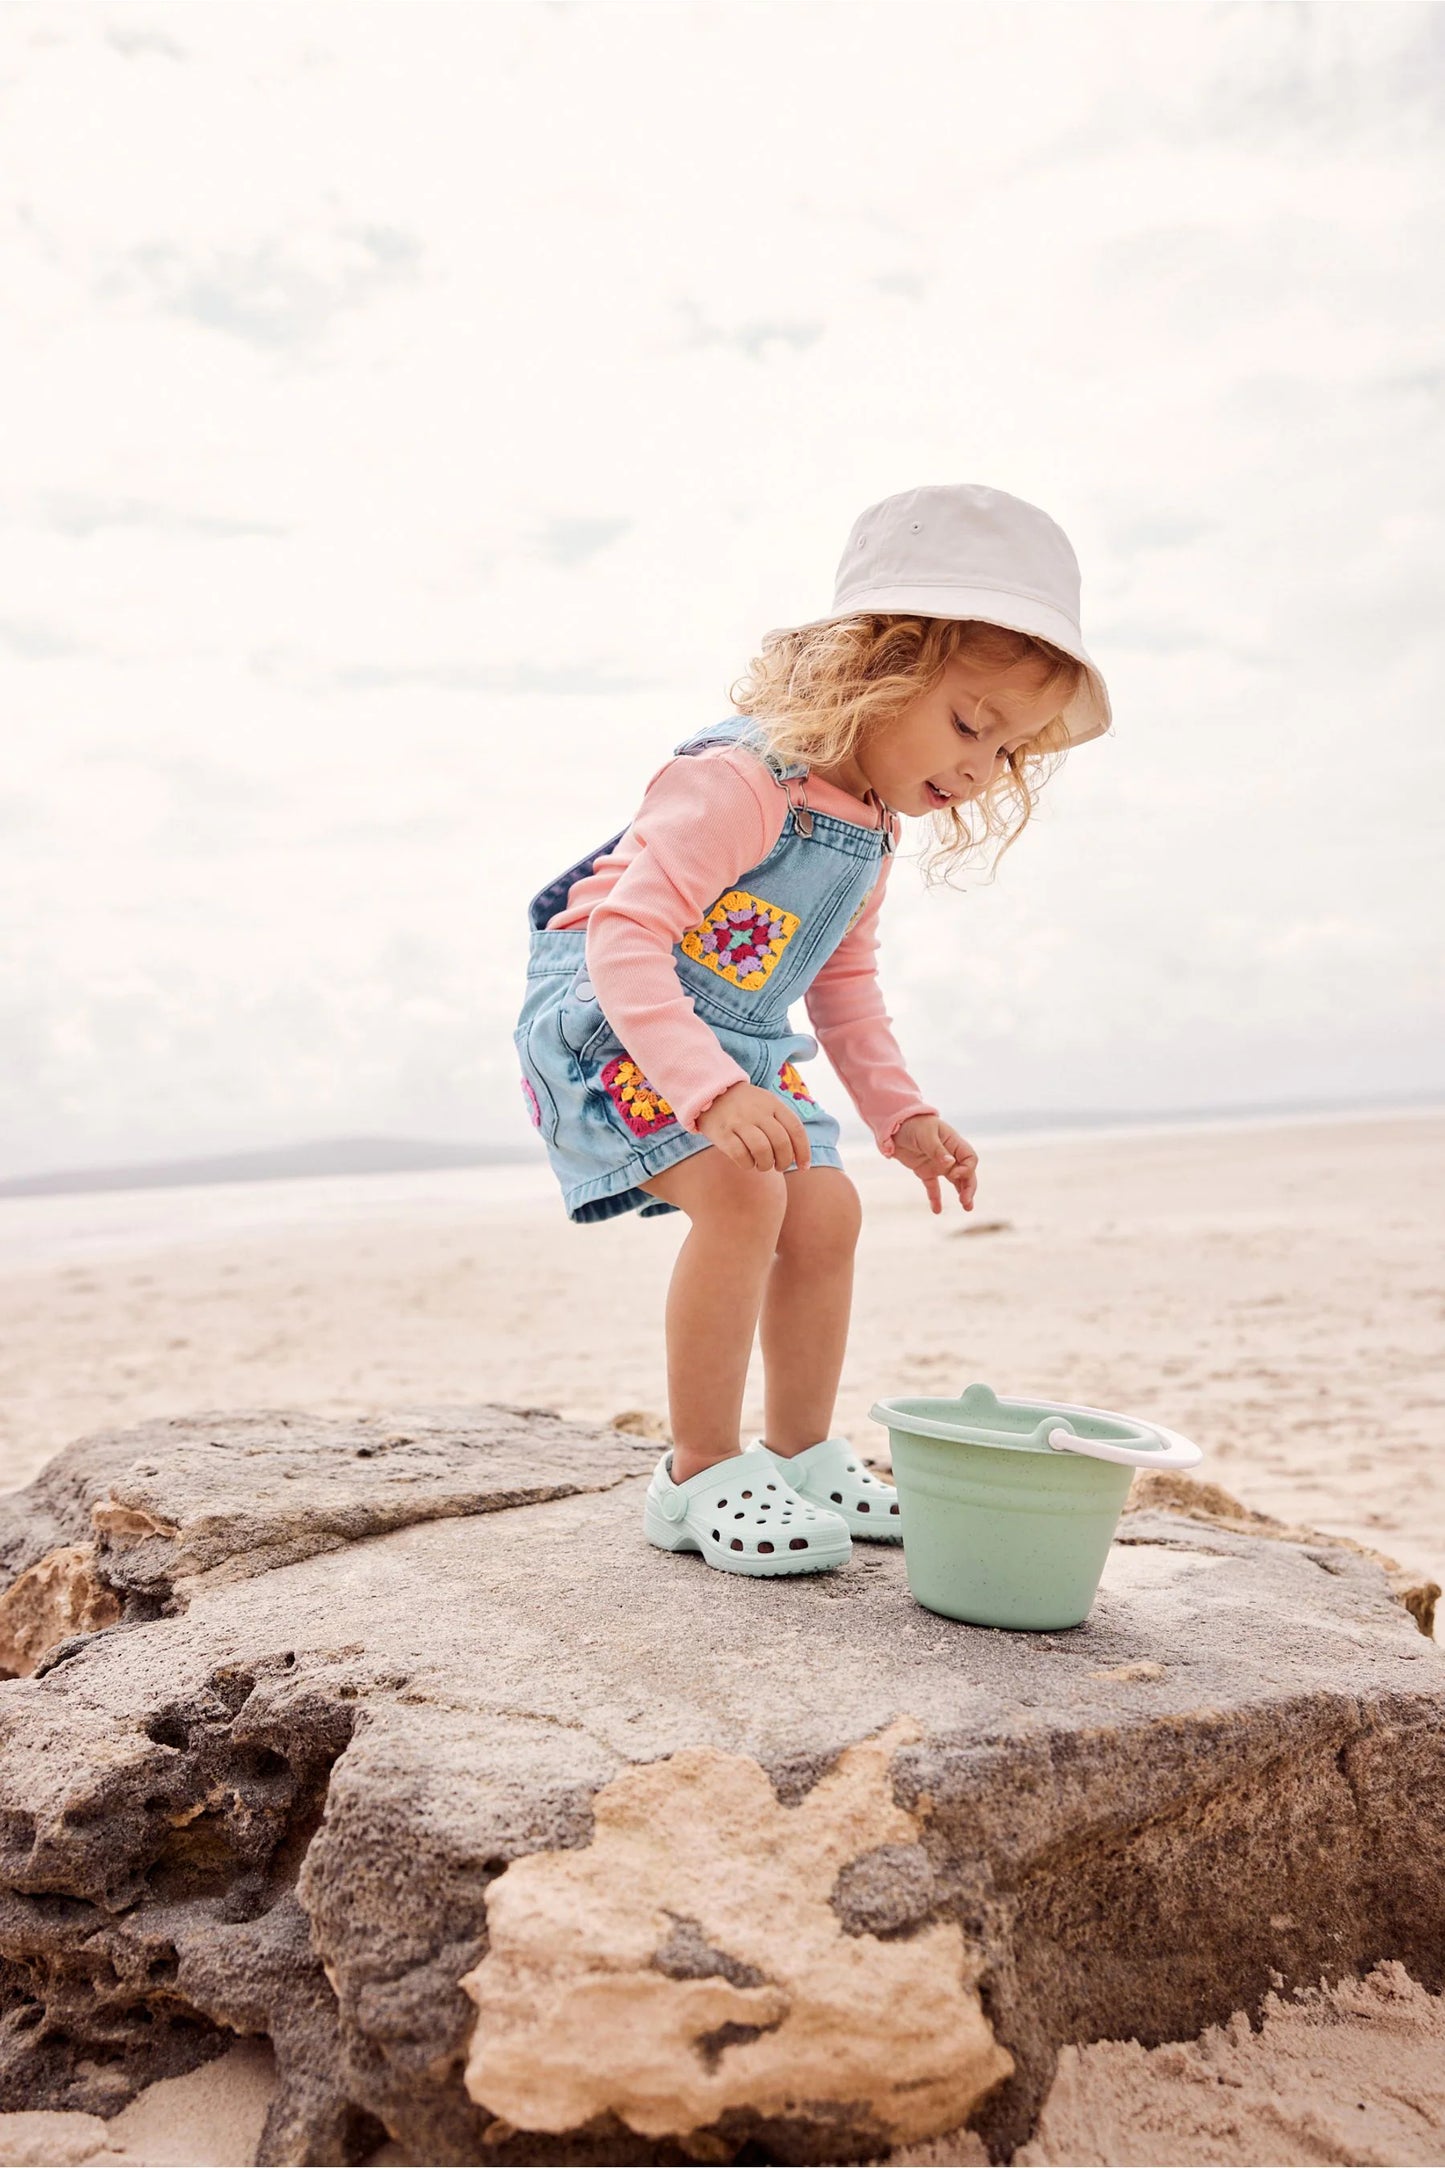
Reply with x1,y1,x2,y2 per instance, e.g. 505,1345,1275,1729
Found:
0,1404,654,1638
0,2035,276,2165
458,1720,1009,2151
1122,1469,1440,1637
0,1545,122,1679
1,1407,1443,2167
1086,1659,1165,1683
608,1412,671,1442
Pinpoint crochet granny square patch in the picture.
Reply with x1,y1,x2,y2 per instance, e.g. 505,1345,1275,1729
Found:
777,1060,816,1104
601,1055,677,1137
681,889,801,991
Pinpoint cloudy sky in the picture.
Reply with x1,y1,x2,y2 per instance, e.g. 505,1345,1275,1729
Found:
3,0,1441,1177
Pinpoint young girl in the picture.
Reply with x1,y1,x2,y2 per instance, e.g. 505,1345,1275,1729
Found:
514,483,1113,1578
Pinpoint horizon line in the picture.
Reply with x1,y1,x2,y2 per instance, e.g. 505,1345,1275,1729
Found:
2,1088,1442,1201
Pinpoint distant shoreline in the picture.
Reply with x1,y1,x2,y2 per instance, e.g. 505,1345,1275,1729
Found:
2,1093,1441,1202
957,1091,1445,1153
0,1137,535,1201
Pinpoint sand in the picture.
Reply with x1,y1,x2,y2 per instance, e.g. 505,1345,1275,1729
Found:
0,2042,275,2165
1,1107,1442,2164
1016,1961,1445,2167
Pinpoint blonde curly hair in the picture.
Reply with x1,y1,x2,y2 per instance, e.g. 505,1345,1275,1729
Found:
728,614,1083,886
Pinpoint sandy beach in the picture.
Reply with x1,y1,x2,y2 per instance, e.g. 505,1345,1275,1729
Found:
2,1105,1442,2165
3,1107,1442,1583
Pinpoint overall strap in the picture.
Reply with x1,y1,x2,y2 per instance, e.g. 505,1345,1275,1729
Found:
672,714,898,849
671,713,809,786
672,713,821,835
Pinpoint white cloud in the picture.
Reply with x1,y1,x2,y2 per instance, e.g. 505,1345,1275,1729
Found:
0,0,1441,1174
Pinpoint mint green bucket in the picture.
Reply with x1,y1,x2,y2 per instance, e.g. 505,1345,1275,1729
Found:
868,1381,1203,1631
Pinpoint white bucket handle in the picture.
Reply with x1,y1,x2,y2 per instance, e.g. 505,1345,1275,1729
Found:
1025,1389,1202,1471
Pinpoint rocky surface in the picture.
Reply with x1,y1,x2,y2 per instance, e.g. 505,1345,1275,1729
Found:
1121,1466,1441,1638
0,1404,651,1672
1,1407,1442,2166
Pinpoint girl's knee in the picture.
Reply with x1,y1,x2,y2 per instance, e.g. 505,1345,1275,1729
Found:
646,1149,789,1235
710,1165,791,1238
777,1167,862,1259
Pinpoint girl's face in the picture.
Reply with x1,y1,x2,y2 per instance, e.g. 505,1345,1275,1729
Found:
818,652,1065,816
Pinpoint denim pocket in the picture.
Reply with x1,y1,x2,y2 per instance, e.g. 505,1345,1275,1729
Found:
557,969,619,1067
514,1022,562,1146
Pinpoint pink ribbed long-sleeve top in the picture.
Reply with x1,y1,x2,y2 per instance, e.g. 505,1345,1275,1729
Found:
545,743,938,1153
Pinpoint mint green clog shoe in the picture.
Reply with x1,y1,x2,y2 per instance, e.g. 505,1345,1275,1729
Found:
746,1435,903,1541
644,1449,852,1576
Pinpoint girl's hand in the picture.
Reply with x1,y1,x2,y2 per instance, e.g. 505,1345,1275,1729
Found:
888,1114,978,1215
697,1080,813,1174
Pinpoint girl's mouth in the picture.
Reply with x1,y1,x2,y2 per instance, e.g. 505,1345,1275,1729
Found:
925,780,953,808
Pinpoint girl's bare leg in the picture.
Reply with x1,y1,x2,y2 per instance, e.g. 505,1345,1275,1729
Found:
637,1149,789,1482
758,1167,863,1455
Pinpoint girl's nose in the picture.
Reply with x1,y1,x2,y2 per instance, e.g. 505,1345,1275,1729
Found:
955,739,1004,790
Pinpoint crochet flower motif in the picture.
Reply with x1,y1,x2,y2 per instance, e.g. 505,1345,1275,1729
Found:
601,1055,677,1137
777,1060,816,1104
520,1075,543,1130
681,888,801,991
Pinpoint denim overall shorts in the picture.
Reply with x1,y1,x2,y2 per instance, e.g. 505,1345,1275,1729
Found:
514,714,899,1223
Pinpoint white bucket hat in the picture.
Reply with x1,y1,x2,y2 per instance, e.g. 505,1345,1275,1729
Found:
783,483,1113,748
